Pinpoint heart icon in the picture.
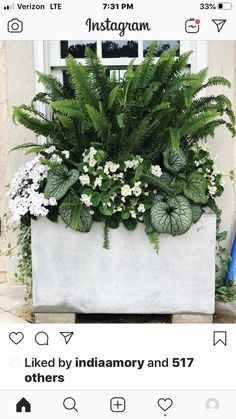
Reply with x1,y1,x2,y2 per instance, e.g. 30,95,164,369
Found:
157,398,173,411
9,332,24,345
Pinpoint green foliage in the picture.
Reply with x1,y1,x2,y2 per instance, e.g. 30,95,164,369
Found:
147,231,160,254
44,165,79,200
103,224,110,249
59,192,92,232
183,172,208,204
123,218,138,231
150,196,193,236
12,43,235,163
15,222,32,298
163,148,187,174
191,204,203,224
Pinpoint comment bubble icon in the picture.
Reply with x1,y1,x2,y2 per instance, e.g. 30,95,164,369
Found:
35,332,49,346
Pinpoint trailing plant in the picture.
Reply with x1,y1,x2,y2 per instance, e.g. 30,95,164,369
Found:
8,43,235,261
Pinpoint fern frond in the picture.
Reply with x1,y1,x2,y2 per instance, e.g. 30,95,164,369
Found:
85,47,109,100
13,107,55,138
36,71,64,99
103,224,110,249
141,174,175,195
85,104,111,140
180,111,220,137
66,55,99,107
147,231,160,254
108,85,121,109
51,99,83,117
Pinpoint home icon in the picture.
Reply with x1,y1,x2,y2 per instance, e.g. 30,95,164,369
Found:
16,397,31,413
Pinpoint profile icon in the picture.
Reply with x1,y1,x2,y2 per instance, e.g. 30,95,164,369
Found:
205,398,220,410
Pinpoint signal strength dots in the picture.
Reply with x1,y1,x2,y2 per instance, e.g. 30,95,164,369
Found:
4,3,15,10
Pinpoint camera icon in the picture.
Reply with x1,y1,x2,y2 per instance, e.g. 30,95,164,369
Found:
7,18,23,33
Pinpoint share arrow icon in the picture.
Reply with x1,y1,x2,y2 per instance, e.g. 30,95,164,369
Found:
60,332,74,344
212,19,227,32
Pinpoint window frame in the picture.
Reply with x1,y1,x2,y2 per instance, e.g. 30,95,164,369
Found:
34,40,209,84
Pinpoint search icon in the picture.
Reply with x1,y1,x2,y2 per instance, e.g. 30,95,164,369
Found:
63,397,78,412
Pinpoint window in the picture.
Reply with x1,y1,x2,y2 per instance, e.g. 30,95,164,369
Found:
34,40,208,87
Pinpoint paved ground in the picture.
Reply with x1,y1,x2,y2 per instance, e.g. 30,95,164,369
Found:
0,284,33,323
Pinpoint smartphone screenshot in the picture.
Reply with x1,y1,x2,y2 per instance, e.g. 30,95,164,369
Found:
0,0,236,417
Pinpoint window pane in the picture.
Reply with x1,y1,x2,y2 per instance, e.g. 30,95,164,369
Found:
143,41,180,57
61,41,97,59
102,41,138,58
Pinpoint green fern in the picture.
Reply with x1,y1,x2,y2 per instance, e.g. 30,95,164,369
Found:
12,42,235,164
103,224,110,249
148,231,160,254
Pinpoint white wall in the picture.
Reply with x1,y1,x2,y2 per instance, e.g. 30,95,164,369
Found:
0,41,36,282
208,41,236,250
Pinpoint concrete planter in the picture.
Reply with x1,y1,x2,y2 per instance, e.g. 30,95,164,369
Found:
32,210,216,315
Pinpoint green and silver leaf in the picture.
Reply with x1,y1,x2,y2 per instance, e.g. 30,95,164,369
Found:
59,192,92,232
44,165,79,200
163,148,187,174
183,172,208,204
150,195,193,236
191,204,203,224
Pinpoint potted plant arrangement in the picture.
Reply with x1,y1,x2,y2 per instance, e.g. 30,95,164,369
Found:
8,42,235,316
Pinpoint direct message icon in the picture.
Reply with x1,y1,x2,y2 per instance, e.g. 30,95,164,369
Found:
60,332,74,345
157,398,173,412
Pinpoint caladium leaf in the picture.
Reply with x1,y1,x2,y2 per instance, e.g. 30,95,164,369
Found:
59,192,92,232
44,165,79,200
183,172,208,204
163,148,187,174
150,195,193,236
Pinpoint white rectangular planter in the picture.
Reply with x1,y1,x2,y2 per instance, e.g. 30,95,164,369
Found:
32,211,216,314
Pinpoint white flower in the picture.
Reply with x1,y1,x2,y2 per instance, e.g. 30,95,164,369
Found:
104,161,120,174
83,147,98,167
124,156,142,171
48,197,57,206
45,145,56,154
130,210,137,218
83,165,89,173
151,165,162,177
80,194,92,207
208,186,217,196
220,178,226,187
79,174,90,186
88,157,97,167
50,154,62,164
61,150,70,159
138,204,145,213
121,184,132,197
124,159,138,170
7,156,57,225
94,176,103,188
89,210,95,215
132,181,142,197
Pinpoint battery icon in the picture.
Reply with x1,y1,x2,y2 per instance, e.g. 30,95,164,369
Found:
218,2,233,9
